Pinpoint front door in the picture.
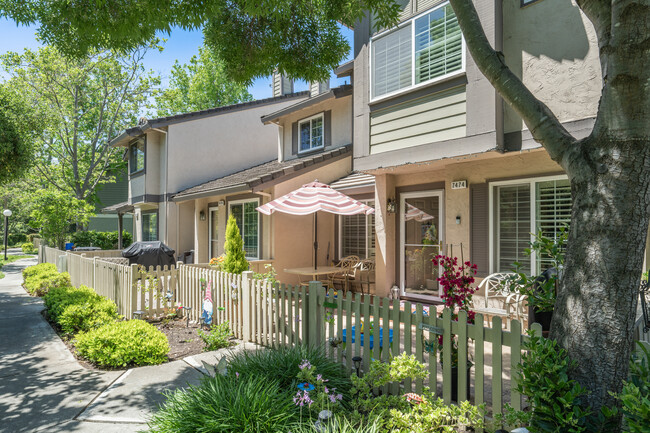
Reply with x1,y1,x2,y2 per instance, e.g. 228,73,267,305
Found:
209,207,219,259
400,190,444,300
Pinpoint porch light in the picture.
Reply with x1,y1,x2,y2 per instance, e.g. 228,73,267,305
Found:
456,216,461,225
387,198,396,214
199,210,206,221
390,285,400,300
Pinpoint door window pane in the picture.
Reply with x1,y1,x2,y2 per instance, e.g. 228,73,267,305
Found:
210,209,219,258
142,212,158,241
403,196,440,297
229,201,259,259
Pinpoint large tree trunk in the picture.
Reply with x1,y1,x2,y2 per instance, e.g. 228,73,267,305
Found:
551,137,650,410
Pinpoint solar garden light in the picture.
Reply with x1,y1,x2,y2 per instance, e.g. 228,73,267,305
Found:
182,306,192,327
352,356,362,377
133,310,144,320
3,209,12,261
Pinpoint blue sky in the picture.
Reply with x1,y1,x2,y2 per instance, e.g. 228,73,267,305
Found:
0,18,353,100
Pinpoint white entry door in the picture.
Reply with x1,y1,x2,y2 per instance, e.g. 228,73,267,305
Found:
209,207,219,259
400,190,444,300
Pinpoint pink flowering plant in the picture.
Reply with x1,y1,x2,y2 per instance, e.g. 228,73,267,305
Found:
294,359,343,419
431,255,478,367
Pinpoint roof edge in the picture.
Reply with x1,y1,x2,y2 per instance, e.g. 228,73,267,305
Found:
261,85,353,124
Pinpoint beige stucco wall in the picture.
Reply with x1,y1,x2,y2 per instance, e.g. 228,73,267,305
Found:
279,95,352,160
130,175,145,199
144,130,163,196
177,201,195,257
165,98,307,194
272,157,352,285
370,148,563,296
503,0,601,133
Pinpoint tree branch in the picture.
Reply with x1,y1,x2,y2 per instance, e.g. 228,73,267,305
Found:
448,0,577,162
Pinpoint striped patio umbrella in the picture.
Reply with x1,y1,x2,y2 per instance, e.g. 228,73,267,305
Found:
256,181,374,269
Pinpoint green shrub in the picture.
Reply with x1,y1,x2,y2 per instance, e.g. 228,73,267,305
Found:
21,242,36,254
517,331,591,433
44,285,118,335
198,321,232,351
147,373,298,433
70,230,133,250
614,342,650,432
75,319,169,367
22,263,71,296
288,414,385,433
222,214,248,274
227,345,352,397
387,398,484,433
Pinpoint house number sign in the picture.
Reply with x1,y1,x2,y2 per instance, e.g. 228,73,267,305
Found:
451,180,467,190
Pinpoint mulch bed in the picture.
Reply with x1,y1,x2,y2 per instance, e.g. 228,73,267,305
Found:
153,317,207,361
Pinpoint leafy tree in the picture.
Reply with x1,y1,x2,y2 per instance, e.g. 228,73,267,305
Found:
4,0,650,424
156,45,252,117
0,46,159,203
222,214,248,274
0,84,39,185
29,188,94,249
0,0,400,83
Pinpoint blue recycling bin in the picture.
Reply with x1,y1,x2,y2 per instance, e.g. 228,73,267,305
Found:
65,242,74,251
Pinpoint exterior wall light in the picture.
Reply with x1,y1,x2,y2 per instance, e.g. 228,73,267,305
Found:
456,216,461,225
200,210,206,221
386,198,396,214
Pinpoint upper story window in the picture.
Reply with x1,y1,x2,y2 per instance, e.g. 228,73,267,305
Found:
371,2,463,100
129,137,145,174
299,114,324,153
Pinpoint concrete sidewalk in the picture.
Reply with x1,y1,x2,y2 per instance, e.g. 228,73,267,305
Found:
0,257,247,433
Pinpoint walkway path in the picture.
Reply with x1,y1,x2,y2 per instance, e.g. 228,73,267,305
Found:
0,256,254,432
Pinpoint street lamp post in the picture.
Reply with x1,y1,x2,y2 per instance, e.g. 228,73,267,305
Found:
3,209,12,261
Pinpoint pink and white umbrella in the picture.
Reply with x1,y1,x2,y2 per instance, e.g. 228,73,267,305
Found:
257,181,374,269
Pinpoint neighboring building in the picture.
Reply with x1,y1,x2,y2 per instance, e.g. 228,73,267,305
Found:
108,86,310,257
342,0,602,301
90,172,134,234
173,81,354,283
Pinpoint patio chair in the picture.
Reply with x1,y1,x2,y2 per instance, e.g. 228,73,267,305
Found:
350,258,375,295
471,272,527,329
328,256,360,294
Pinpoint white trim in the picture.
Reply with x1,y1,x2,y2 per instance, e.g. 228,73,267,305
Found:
208,206,219,259
488,174,568,274
399,189,445,301
297,113,325,154
228,198,261,260
369,0,466,102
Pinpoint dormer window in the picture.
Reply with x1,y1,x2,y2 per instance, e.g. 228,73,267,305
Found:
129,137,145,174
299,114,324,153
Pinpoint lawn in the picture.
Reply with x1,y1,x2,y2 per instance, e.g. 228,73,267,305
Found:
0,254,35,279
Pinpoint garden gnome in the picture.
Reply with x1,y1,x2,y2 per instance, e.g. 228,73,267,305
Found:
201,280,213,326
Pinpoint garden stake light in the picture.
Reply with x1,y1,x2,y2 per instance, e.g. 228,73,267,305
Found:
352,356,362,377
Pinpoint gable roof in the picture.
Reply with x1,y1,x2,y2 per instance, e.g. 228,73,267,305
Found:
173,144,352,202
110,91,310,147
261,85,352,124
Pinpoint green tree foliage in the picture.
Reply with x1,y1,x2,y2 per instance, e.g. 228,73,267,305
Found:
0,84,39,185
0,46,159,202
29,188,94,249
222,214,248,274
0,0,400,83
156,45,252,117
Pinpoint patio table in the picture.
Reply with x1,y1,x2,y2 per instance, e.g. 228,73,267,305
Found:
341,326,393,351
284,266,340,282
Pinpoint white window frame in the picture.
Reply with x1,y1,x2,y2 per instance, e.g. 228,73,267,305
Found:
208,206,219,259
228,198,261,260
338,200,375,259
297,113,325,154
488,174,569,274
399,189,445,301
369,1,467,102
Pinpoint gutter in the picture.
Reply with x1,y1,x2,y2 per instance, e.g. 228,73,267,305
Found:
172,183,250,203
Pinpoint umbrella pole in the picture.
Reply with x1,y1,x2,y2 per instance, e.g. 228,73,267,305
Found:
314,212,318,271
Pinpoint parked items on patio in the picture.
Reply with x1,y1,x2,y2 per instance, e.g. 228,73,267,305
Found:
122,241,176,267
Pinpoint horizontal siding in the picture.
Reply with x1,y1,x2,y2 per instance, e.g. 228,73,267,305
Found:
369,86,466,154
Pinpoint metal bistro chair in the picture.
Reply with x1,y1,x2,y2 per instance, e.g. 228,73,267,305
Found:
328,256,360,294
350,258,376,295
471,272,527,329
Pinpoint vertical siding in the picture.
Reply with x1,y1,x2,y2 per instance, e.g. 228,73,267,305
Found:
470,183,489,277
369,86,467,154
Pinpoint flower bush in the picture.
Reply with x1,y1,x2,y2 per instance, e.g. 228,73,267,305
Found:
209,254,225,269
431,255,478,366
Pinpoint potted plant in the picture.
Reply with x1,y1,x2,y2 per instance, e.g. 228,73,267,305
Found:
431,254,478,401
500,227,567,336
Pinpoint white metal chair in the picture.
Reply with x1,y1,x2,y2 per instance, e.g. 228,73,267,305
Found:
471,272,527,329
